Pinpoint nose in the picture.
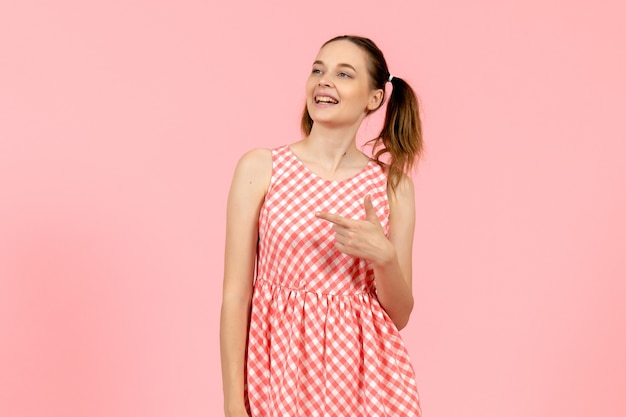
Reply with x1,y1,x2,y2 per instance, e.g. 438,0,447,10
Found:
318,73,332,87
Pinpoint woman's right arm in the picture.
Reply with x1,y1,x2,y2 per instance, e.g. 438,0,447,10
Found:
220,148,272,416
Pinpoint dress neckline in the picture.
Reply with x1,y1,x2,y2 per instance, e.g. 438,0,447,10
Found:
285,145,374,184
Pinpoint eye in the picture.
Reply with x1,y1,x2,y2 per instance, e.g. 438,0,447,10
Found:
311,68,322,75
338,72,352,78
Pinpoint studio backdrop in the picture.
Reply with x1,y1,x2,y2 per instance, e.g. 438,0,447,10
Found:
1,1,625,416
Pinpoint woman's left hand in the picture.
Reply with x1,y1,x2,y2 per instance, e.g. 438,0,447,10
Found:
316,195,395,265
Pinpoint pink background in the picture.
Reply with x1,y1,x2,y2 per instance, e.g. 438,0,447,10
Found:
1,1,625,416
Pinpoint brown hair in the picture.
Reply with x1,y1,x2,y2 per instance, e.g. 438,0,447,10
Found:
301,35,423,191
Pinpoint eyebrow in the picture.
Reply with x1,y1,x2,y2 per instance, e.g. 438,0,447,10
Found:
313,60,358,72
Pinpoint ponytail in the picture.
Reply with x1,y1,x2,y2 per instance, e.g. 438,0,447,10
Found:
367,76,423,191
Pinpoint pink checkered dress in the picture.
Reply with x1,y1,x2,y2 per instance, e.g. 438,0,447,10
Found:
245,145,422,416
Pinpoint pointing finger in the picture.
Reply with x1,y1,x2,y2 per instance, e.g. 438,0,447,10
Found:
316,211,352,227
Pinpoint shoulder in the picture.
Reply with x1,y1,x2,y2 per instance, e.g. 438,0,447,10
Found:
235,147,272,172
233,148,272,180
388,173,415,202
387,173,415,221
230,148,273,195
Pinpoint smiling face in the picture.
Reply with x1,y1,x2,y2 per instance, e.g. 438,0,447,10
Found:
305,40,384,130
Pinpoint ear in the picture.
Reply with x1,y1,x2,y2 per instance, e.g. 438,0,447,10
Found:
367,88,384,111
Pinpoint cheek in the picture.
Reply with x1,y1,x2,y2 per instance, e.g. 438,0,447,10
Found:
345,82,369,99
305,77,317,94
344,88,371,108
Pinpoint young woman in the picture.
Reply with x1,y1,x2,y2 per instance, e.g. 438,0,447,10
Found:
221,35,423,417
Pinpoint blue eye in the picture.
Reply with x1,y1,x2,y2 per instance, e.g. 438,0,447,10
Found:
338,72,351,78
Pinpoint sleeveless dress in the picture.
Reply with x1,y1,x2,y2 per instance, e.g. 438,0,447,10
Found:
245,145,422,417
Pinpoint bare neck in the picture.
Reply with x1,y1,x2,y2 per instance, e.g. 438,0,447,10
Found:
296,124,368,174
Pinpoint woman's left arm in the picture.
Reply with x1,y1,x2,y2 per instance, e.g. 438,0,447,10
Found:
372,176,415,330
315,175,416,329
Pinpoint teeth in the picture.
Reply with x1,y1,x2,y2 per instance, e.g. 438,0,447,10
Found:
316,96,338,104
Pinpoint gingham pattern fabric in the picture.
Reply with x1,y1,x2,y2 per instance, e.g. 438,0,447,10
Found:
245,145,422,417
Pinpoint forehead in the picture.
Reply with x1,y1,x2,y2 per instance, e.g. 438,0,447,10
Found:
315,40,368,68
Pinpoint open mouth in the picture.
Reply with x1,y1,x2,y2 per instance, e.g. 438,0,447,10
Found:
315,95,339,104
